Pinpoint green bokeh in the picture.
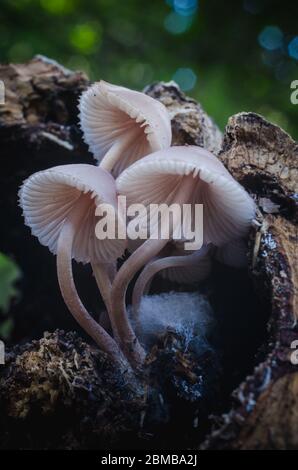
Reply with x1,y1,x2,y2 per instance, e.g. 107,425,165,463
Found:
0,253,21,314
0,253,21,339
0,0,297,138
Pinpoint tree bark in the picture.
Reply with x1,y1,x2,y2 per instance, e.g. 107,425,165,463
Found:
202,113,298,450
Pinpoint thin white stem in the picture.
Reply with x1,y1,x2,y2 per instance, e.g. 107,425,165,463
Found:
111,237,167,367
56,195,125,367
132,245,211,321
92,262,112,314
91,261,120,341
99,127,142,172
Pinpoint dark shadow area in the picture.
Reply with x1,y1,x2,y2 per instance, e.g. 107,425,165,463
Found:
209,262,271,401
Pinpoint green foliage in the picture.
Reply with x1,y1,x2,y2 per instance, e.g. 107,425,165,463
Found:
0,253,21,313
0,317,14,340
0,0,297,138
0,253,21,339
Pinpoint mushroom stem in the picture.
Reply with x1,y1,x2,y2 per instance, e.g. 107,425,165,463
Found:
56,196,124,366
139,256,159,297
99,127,142,172
132,245,210,321
111,177,195,367
91,261,120,342
92,262,112,313
111,237,168,366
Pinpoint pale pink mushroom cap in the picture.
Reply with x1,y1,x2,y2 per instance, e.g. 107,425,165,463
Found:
79,81,172,175
117,146,255,247
19,164,126,264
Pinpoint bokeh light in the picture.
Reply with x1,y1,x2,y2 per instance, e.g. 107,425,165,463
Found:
0,0,297,140
164,12,193,34
166,0,198,16
69,22,102,54
40,0,75,15
258,26,283,51
172,67,197,91
288,36,298,60
173,0,198,16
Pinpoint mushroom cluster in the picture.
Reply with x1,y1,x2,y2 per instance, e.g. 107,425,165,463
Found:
19,81,255,372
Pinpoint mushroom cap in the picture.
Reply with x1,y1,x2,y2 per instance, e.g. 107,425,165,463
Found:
79,81,172,175
117,146,255,247
19,164,127,264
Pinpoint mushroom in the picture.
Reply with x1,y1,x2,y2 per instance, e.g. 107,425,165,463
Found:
132,243,212,318
19,163,144,367
79,81,172,176
112,146,255,335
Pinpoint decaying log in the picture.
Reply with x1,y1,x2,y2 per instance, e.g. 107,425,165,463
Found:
0,55,89,144
230,373,298,450
139,89,298,449
0,57,297,449
145,81,222,154
201,113,298,449
0,330,145,449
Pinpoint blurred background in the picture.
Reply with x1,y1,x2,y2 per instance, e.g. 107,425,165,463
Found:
0,0,297,341
0,0,297,137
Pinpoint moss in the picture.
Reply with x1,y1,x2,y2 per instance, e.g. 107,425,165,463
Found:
0,327,221,449
0,330,144,449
